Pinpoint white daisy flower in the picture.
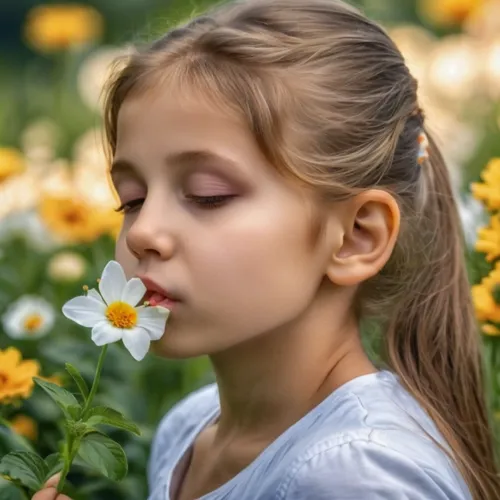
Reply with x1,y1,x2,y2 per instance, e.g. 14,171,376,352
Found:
48,251,87,282
0,210,58,252
62,260,170,361
2,295,56,339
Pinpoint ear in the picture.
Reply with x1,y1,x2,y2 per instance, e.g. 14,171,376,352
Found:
325,190,400,287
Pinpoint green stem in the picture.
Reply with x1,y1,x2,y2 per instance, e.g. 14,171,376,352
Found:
56,345,108,493
56,432,74,494
82,345,108,418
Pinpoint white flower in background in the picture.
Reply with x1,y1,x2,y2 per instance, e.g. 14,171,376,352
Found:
427,35,482,102
72,128,118,208
21,118,59,163
62,261,170,361
73,128,106,169
484,38,500,99
2,295,56,339
0,210,58,252
77,46,133,113
48,251,87,282
389,24,437,84
0,172,39,218
457,194,488,248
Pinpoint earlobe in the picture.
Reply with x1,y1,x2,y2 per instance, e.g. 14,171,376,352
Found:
325,190,400,287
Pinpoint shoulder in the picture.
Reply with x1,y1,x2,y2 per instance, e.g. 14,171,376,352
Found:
277,429,471,500
275,371,472,500
147,383,218,486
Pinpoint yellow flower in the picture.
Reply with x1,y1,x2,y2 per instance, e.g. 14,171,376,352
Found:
481,323,500,335
0,147,25,184
472,262,500,324
9,414,38,441
101,209,124,240
475,214,500,262
418,0,483,27
471,158,500,211
472,283,497,322
39,195,104,244
24,4,103,53
0,347,40,404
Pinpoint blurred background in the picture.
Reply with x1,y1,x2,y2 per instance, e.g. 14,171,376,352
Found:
0,0,500,498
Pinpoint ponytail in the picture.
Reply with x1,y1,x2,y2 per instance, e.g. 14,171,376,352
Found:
386,130,500,498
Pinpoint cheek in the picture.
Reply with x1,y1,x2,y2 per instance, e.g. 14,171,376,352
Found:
193,210,319,312
114,230,136,280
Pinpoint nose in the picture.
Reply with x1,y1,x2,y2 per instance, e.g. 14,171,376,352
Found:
125,197,176,260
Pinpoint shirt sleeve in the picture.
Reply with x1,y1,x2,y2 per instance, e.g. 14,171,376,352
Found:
280,438,468,500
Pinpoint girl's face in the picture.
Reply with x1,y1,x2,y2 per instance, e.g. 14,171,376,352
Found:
113,87,335,358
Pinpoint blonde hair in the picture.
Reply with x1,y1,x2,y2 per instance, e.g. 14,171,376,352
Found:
103,0,499,496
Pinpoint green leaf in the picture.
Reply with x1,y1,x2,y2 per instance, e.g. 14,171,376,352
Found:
86,406,141,436
33,378,80,419
78,432,128,481
0,420,34,454
0,451,47,492
44,453,63,481
65,363,89,400
0,477,24,500
67,405,82,421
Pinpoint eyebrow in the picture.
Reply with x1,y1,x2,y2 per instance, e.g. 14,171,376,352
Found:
110,149,245,183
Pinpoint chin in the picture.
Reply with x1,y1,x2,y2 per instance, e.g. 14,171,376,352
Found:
150,333,212,359
150,342,198,359
150,324,237,359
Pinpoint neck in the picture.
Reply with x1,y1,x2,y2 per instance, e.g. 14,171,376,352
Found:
209,290,377,445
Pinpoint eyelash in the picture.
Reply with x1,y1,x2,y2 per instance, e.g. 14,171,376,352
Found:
115,195,235,214
186,194,236,209
115,198,143,214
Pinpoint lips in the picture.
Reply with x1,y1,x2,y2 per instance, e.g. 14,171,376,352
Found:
137,276,182,308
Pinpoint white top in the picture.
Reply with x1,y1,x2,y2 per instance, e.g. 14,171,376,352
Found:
148,370,471,499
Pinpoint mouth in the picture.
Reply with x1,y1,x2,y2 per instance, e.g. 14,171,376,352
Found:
137,276,182,310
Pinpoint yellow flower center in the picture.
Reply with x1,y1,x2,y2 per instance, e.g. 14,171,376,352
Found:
23,314,43,333
63,207,86,225
105,302,137,329
0,373,8,386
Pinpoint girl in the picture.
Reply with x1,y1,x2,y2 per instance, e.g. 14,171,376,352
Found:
34,0,499,499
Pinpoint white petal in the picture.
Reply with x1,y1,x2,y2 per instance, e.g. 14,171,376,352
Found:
122,327,151,361
122,278,146,306
2,315,24,339
62,296,106,327
137,306,170,340
87,288,102,301
91,320,123,346
99,260,127,304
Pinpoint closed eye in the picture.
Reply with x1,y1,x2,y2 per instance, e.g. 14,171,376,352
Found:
115,198,144,214
185,194,236,209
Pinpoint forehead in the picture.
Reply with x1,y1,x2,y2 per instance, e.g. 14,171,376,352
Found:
117,80,242,132
112,79,323,201
113,83,281,187
115,84,247,152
